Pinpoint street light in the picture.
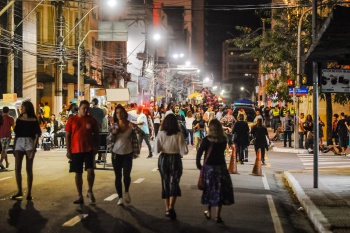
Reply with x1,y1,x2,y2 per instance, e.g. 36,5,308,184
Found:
240,86,252,96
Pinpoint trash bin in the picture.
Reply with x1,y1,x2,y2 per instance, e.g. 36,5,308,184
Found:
43,142,51,151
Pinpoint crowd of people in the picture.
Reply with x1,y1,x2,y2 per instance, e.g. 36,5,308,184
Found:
3,98,350,224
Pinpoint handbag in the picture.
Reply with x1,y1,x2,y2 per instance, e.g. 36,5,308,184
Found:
198,142,213,190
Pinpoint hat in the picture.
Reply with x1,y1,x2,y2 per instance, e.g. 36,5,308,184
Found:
91,98,98,105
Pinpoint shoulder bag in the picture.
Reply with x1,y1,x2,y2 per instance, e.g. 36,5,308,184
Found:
198,142,214,190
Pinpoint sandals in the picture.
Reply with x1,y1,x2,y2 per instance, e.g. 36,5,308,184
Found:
204,211,211,220
168,208,177,220
215,217,223,223
11,193,23,200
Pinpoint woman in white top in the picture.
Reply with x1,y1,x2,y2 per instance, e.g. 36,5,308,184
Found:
154,114,188,220
185,111,195,146
108,105,142,206
153,104,162,137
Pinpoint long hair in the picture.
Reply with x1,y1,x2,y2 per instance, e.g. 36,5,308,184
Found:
256,118,263,127
21,101,37,118
207,119,226,143
113,104,128,122
160,114,180,136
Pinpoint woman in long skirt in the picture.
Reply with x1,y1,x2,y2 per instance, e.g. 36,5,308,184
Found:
154,114,188,220
196,119,234,223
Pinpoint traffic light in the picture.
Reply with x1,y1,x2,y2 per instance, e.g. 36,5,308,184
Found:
287,79,295,88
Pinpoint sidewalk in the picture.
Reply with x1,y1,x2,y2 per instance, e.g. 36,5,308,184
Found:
267,129,350,232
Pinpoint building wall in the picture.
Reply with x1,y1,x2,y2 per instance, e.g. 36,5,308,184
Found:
191,0,205,70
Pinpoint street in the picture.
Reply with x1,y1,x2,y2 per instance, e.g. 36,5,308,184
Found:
1,143,349,233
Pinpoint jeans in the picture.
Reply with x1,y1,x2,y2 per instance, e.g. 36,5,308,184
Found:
236,144,245,162
254,145,266,162
112,153,133,198
284,131,292,147
138,134,152,156
272,117,280,133
186,129,194,145
298,132,304,148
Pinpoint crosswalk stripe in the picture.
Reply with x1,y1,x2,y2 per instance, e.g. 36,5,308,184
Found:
151,168,158,172
303,162,350,165
0,177,12,181
62,214,88,227
104,194,118,201
133,178,145,183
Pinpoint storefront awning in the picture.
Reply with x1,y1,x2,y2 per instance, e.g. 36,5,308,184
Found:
63,73,98,85
306,5,350,64
37,72,54,82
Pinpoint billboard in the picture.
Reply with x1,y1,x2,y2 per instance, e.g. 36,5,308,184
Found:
321,69,350,93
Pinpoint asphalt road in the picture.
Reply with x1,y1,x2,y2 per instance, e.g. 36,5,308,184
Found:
0,144,323,233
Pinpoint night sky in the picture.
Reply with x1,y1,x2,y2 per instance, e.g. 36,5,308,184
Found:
205,0,271,80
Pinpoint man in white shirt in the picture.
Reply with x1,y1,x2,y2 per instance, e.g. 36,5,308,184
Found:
253,110,263,124
136,107,153,158
127,103,138,121
215,106,224,121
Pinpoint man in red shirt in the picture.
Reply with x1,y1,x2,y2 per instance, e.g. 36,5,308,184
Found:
0,106,15,169
66,100,99,204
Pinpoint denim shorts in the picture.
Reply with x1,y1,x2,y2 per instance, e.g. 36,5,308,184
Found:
15,137,35,151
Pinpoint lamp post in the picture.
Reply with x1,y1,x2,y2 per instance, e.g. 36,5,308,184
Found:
240,87,252,98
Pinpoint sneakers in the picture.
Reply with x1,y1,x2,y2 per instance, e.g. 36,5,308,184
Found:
147,154,153,159
124,192,131,204
87,191,96,204
73,195,84,204
117,198,124,206
0,163,5,169
244,158,248,162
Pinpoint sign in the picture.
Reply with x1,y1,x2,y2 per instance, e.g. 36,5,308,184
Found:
63,83,68,90
321,69,350,93
98,22,128,41
74,91,84,95
288,88,309,96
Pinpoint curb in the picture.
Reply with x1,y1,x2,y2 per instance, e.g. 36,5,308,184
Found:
272,146,308,154
283,171,332,233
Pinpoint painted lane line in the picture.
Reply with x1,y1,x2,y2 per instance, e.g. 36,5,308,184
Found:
266,195,284,233
262,173,270,190
151,168,158,172
62,214,88,227
104,194,118,201
305,165,350,169
0,177,12,181
303,161,350,165
133,178,145,183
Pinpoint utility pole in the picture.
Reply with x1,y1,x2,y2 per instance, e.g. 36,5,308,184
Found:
261,18,266,108
7,1,14,94
54,1,64,116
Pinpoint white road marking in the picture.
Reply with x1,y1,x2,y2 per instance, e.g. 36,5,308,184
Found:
133,178,145,183
266,195,284,233
303,161,350,165
151,168,158,172
62,214,88,227
36,166,47,170
0,177,12,181
104,194,118,201
262,173,270,190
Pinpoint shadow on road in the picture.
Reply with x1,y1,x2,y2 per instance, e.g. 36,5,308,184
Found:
8,201,48,233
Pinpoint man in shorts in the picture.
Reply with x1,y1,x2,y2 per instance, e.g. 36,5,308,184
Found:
0,106,15,169
66,100,99,204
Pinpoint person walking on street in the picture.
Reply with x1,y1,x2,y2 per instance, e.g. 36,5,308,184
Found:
136,107,153,158
220,109,236,155
0,106,15,169
251,118,270,165
232,114,250,164
107,105,142,206
154,114,188,220
185,111,195,146
153,104,162,137
66,100,99,204
318,116,325,148
283,111,294,148
337,113,349,155
331,114,339,145
11,101,41,200
271,105,280,133
298,113,306,149
196,119,234,223
89,98,105,163
193,113,206,151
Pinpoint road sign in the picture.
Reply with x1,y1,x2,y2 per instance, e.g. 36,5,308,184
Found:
288,88,308,96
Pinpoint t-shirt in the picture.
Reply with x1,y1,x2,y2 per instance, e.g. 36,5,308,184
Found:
185,117,195,130
283,116,294,131
137,113,149,134
65,115,99,153
0,114,15,138
43,105,50,118
14,119,41,139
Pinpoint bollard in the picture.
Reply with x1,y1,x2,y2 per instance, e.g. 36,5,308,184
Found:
228,145,238,174
250,148,263,176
